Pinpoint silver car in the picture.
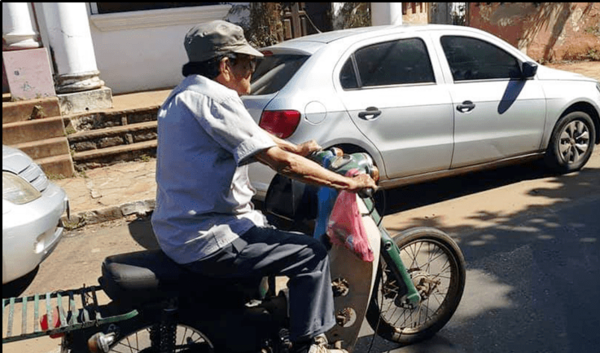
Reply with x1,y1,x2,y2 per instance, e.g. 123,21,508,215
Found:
243,24,600,199
2,145,69,284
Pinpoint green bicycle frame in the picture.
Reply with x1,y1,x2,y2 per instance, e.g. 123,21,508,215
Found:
362,197,421,305
311,149,421,305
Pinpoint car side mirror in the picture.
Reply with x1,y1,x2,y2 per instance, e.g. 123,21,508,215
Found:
522,61,538,79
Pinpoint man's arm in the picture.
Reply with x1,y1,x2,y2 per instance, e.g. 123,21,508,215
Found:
255,146,377,193
267,133,320,157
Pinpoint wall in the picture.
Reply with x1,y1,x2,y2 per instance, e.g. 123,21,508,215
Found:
403,2,429,24
86,4,233,95
469,3,600,62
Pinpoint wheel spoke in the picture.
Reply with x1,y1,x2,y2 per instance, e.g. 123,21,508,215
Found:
565,148,574,162
377,238,459,333
575,143,588,154
572,147,580,162
566,123,574,138
108,324,213,352
419,250,447,269
577,130,589,140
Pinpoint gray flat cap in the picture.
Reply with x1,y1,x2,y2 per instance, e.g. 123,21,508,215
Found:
184,20,263,63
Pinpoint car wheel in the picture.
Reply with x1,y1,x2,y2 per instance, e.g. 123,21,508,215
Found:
333,145,387,214
545,111,596,174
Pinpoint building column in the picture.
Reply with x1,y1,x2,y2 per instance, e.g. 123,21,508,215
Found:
40,3,103,93
371,3,403,26
2,2,41,50
39,2,111,114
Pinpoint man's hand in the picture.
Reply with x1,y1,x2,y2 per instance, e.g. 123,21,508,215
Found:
347,173,378,194
296,140,321,157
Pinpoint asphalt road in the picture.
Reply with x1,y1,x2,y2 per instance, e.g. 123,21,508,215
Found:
4,148,600,353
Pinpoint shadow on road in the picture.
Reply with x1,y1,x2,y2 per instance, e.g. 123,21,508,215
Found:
127,215,160,250
375,161,600,352
2,266,39,298
355,332,459,353
380,160,556,215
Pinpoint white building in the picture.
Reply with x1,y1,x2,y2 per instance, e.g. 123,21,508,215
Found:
3,3,406,113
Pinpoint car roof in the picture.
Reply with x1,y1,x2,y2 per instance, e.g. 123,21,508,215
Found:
264,24,486,54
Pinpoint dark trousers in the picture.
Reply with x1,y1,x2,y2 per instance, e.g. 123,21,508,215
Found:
182,225,336,342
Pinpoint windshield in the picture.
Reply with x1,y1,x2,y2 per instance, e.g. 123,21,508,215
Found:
250,54,309,95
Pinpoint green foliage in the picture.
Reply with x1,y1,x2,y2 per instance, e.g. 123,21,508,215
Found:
335,3,371,29
227,3,281,48
227,2,372,48
585,26,600,36
587,48,600,61
62,214,86,230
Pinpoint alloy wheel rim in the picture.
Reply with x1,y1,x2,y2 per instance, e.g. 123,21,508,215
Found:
559,120,590,164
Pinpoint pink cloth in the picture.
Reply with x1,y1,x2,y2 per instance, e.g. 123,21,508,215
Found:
326,169,374,262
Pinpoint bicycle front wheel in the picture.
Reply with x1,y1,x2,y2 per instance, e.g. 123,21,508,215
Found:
366,227,466,345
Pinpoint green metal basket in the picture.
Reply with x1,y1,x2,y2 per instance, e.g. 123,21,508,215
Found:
2,285,137,344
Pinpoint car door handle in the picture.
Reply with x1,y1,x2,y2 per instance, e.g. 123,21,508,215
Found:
457,101,476,113
358,107,381,120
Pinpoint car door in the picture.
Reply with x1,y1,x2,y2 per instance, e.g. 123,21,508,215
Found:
335,34,454,179
433,33,547,168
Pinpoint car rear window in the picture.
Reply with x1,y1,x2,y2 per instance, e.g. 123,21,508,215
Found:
250,54,309,95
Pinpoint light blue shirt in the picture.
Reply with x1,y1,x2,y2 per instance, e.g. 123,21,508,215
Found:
151,75,276,264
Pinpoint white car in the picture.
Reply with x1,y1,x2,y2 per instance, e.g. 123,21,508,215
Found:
243,24,600,199
2,145,69,284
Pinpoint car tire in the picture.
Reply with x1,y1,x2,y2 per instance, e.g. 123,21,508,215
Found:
332,145,387,214
545,111,596,174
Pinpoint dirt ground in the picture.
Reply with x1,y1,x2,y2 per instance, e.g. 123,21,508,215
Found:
545,60,600,81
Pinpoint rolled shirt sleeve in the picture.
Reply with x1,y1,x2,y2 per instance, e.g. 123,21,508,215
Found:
182,91,275,166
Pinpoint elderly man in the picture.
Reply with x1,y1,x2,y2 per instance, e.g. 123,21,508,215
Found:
151,20,376,353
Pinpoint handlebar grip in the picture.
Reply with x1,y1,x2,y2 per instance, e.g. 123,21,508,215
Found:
307,150,323,162
358,188,374,199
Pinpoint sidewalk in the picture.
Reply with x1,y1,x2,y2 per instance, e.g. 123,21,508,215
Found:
54,61,600,229
55,89,171,228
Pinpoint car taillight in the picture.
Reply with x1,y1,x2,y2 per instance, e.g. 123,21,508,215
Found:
40,306,64,338
259,110,301,139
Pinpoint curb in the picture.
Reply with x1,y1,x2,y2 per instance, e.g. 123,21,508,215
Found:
61,199,156,229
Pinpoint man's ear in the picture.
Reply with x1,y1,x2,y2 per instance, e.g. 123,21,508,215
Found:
219,57,231,81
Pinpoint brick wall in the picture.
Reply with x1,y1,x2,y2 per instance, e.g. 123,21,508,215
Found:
469,3,600,62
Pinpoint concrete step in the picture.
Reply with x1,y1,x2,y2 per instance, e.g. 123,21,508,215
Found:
72,140,157,171
2,97,61,124
68,121,157,152
35,154,75,179
12,136,70,160
67,106,159,131
2,116,68,145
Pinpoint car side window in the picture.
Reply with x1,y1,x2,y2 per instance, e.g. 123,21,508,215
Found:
441,36,522,81
340,58,359,89
341,38,435,89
